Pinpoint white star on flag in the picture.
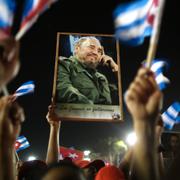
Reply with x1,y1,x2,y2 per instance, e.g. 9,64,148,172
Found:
68,153,78,159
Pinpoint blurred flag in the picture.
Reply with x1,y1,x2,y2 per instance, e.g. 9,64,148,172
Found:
113,0,159,46
13,81,35,97
162,102,180,130
59,146,84,162
15,135,30,152
150,59,170,90
0,0,16,38
15,0,58,40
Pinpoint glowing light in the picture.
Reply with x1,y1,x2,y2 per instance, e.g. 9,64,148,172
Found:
83,157,91,161
84,150,91,156
126,132,137,146
27,156,36,161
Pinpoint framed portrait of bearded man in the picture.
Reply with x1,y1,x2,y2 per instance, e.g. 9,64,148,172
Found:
52,32,123,122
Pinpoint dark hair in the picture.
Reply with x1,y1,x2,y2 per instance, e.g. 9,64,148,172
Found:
18,160,47,180
44,161,86,180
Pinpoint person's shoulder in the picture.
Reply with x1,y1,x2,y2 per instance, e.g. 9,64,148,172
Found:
58,56,80,72
58,56,75,67
58,56,71,63
59,56,78,64
96,71,108,81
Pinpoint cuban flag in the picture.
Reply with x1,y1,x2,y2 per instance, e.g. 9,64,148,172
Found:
161,102,180,130
0,0,16,39
150,59,170,90
15,135,30,152
59,146,84,162
15,0,58,40
113,0,159,46
13,81,35,97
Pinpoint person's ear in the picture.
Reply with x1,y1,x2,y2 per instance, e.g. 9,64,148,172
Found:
74,45,80,55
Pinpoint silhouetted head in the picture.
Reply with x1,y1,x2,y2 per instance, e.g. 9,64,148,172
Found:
42,161,86,180
18,160,47,180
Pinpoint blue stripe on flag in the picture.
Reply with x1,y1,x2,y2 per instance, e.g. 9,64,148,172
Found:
113,0,155,46
17,135,26,142
0,0,16,28
16,135,30,152
162,112,176,130
16,142,30,152
115,26,152,46
158,82,168,91
173,102,180,112
151,59,168,75
162,102,180,130
115,15,147,31
148,59,170,90
176,116,180,123
21,80,34,86
22,0,34,19
113,0,149,18
14,81,35,97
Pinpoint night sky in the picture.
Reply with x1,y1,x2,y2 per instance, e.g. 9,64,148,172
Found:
6,0,180,161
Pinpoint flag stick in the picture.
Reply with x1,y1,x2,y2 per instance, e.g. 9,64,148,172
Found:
14,150,20,162
146,0,166,68
1,86,9,96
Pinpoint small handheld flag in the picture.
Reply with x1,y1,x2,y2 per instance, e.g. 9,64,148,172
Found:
15,0,58,40
113,0,166,67
113,0,158,46
161,102,180,130
13,81,35,97
149,59,170,90
15,135,30,152
0,0,16,38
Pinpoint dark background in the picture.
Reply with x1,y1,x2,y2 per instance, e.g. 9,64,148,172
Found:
6,0,180,161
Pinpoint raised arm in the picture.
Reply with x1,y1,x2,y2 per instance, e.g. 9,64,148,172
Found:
125,67,162,180
46,104,61,165
0,37,20,87
0,96,25,180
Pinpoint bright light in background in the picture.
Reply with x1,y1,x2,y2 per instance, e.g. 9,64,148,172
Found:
83,150,91,161
83,157,91,161
27,155,37,161
126,132,137,146
84,150,91,156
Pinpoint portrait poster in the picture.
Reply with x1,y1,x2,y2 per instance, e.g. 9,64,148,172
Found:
52,32,123,122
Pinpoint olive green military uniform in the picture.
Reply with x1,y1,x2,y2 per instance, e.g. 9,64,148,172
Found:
56,56,112,104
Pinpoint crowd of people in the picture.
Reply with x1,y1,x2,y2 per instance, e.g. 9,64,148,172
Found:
0,34,180,180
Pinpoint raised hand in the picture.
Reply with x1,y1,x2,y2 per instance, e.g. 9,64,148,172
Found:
46,104,60,127
0,37,20,86
100,54,118,72
125,67,162,124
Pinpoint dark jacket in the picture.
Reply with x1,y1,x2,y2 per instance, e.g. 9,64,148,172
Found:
56,56,112,104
